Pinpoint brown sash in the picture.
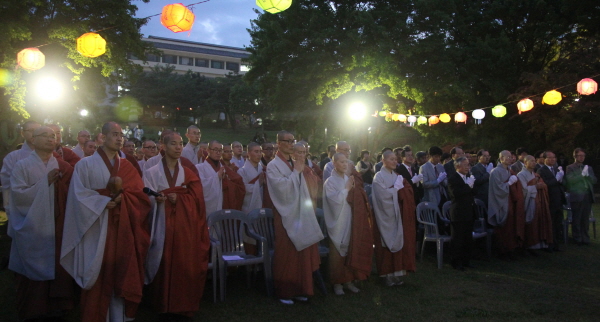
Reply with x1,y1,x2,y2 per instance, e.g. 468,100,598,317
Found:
162,157,179,189
276,151,293,171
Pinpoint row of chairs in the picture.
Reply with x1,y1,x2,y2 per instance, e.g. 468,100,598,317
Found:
562,192,596,243
416,199,492,269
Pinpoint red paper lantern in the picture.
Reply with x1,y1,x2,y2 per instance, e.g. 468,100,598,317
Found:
17,48,45,71
577,78,597,95
161,3,195,33
517,98,534,114
454,112,467,124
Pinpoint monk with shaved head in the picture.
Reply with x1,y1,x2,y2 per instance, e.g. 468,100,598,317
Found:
181,125,203,164
61,121,151,322
72,130,90,158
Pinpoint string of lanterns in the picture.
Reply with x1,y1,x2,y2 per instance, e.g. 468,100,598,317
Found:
15,0,292,71
375,77,598,126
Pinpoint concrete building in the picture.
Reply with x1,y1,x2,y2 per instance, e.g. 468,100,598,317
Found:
128,35,250,77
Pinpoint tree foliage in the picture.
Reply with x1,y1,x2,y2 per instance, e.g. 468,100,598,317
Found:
0,0,152,119
245,0,600,154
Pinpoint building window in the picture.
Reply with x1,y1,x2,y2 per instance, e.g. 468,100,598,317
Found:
179,56,194,65
162,54,177,64
195,58,208,67
211,60,224,69
226,62,240,72
146,53,161,62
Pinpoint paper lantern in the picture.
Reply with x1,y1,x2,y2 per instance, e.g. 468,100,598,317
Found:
398,114,407,122
542,90,562,105
77,32,106,58
256,0,292,13
472,109,485,124
392,114,400,121
161,3,195,33
378,111,386,116
417,116,427,125
517,98,534,114
455,112,467,123
577,78,597,95
17,48,45,71
492,105,506,117
439,113,451,123
429,115,439,126
407,115,417,126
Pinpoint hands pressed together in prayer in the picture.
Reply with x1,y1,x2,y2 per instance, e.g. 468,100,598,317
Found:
345,176,355,190
258,172,265,186
393,175,404,190
294,159,304,173
47,168,61,186
411,174,423,184
155,193,177,205
217,167,225,180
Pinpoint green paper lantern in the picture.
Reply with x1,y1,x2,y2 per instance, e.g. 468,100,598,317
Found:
492,105,506,117
378,111,386,116
256,0,292,13
417,116,427,125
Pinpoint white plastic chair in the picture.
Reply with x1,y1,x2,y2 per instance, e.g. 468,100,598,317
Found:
417,202,451,269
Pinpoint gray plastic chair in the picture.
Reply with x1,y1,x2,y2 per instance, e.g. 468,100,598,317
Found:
315,208,330,258
473,199,492,259
417,202,451,269
247,208,275,251
207,238,219,303
207,209,272,301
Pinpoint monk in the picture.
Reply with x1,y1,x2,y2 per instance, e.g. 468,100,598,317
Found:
9,126,77,321
299,140,323,179
72,130,90,158
143,130,199,177
1,120,41,210
196,140,246,215
371,151,417,286
143,133,209,320
489,150,525,258
323,153,373,295
221,143,240,172
238,142,266,255
267,131,323,304
48,124,80,167
322,141,351,182
260,142,274,166
61,122,151,322
518,155,553,252
181,125,202,164
83,140,97,157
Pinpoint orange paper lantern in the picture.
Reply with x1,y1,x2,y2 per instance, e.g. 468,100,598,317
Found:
429,115,439,126
77,32,106,58
17,48,45,71
454,112,467,123
517,98,534,114
577,78,597,95
161,3,195,33
439,113,451,123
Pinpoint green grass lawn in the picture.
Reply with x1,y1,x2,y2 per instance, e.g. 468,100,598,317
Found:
1,205,599,321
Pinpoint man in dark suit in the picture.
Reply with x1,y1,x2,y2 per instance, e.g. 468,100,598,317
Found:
565,148,597,245
444,146,465,176
537,151,565,251
447,156,476,270
395,145,423,205
471,149,492,206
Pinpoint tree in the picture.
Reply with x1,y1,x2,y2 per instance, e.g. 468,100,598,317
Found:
246,0,600,155
0,0,152,119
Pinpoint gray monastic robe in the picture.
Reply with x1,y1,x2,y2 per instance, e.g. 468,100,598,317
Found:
488,164,511,226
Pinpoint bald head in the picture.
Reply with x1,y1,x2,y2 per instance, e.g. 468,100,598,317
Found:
186,125,200,144
77,130,91,145
101,122,119,135
499,150,512,166
32,126,56,153
332,152,346,162
21,121,41,146
336,141,350,158
277,131,293,141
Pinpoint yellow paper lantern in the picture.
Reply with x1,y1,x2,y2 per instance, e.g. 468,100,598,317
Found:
517,98,534,114
398,114,407,122
77,32,106,58
256,0,292,13
492,105,506,117
17,48,45,71
392,114,400,121
542,90,562,105
378,111,386,116
429,115,439,126
439,113,451,123
161,3,195,33
577,78,597,95
417,116,427,125
455,112,467,123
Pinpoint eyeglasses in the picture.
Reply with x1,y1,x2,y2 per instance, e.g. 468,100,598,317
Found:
210,148,223,153
33,133,56,139
279,139,296,144
575,154,585,157
232,145,242,148
263,148,274,151
143,146,157,150
338,148,351,152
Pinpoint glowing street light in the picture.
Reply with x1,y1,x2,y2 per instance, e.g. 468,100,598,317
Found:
80,109,89,117
348,102,367,121
36,77,63,101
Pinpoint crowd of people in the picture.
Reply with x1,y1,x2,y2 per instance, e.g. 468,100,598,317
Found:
0,120,597,322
